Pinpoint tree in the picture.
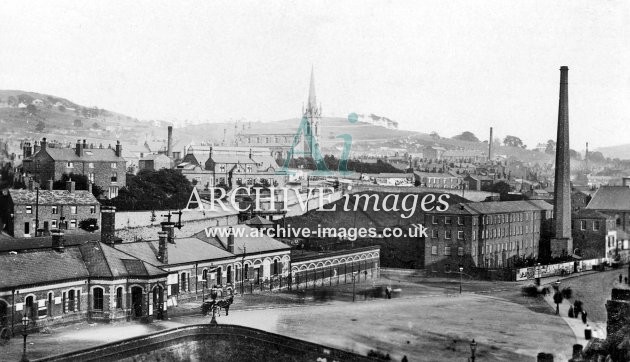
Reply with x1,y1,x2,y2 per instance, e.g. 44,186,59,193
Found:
587,151,606,163
452,131,479,142
92,122,100,129
553,291,563,315
430,131,440,140
569,149,581,160
545,140,556,154
58,105,66,112
73,118,83,128
35,121,46,132
26,104,37,114
52,173,104,198
7,96,17,107
503,135,524,148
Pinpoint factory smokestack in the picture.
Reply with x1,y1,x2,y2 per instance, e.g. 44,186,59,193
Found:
551,66,573,257
488,127,493,161
167,126,173,157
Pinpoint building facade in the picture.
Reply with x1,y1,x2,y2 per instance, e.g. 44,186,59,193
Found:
22,138,126,199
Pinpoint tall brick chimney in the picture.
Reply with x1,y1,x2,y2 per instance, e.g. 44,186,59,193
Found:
551,66,573,257
227,227,235,253
33,141,40,155
167,126,173,158
41,137,47,152
488,127,493,161
51,229,65,252
157,231,168,264
101,206,116,244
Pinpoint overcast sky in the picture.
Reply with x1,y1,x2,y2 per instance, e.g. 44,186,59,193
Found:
0,0,628,150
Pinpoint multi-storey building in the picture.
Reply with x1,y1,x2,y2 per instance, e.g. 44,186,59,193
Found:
422,200,553,273
571,209,616,260
413,171,464,189
1,181,100,238
22,138,126,199
176,146,286,190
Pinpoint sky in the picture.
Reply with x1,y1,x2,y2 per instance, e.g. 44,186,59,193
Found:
0,0,629,150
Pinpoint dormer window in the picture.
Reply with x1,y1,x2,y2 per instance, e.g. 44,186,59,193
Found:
67,162,74,168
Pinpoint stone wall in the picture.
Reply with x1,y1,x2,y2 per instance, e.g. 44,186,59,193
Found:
38,324,371,362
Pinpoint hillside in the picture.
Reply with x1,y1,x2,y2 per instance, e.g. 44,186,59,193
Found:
595,144,630,160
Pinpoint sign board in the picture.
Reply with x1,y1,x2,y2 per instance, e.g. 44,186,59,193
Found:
38,300,46,307
149,304,153,315
54,297,62,304
167,274,178,284
15,303,23,311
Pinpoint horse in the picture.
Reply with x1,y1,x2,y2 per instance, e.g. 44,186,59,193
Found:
201,295,234,317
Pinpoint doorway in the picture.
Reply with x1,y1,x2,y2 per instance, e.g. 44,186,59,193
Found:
131,287,143,318
152,286,163,320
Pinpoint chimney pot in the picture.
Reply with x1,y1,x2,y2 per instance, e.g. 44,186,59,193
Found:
227,227,235,253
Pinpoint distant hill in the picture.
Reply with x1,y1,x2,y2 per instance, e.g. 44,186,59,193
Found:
595,144,630,160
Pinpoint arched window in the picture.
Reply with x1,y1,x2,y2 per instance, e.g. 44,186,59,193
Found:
273,260,279,275
47,292,53,316
25,296,35,321
115,287,123,309
93,288,104,310
202,269,208,287
68,290,75,312
244,264,249,280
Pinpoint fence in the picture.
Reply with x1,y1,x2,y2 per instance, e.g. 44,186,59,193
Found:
515,258,602,281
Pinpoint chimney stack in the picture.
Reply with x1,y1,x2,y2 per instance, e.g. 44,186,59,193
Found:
41,137,47,152
551,66,573,257
115,140,122,158
88,182,93,194
161,222,175,244
488,127,493,161
48,179,53,191
167,126,173,158
227,227,235,253
51,229,65,252
157,231,168,264
33,141,40,155
83,139,87,150
66,180,75,193
75,139,83,157
101,206,116,244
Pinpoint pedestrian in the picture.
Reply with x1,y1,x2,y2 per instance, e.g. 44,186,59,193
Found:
625,277,628,284
402,355,408,362
386,286,392,299
620,274,623,283
582,310,588,324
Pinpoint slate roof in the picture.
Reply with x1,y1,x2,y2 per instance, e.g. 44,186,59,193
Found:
0,247,90,289
245,215,275,226
465,200,553,214
140,153,171,161
10,189,98,205
43,147,125,162
78,242,167,278
586,186,630,211
0,233,100,253
115,237,235,266
572,209,612,220
195,224,290,255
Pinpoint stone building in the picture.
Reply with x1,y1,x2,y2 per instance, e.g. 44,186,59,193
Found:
22,138,126,199
570,209,616,260
422,200,553,273
0,181,100,238
177,146,286,190
0,229,168,336
414,171,463,189
138,153,173,171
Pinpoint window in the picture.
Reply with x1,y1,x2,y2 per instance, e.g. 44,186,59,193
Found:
431,229,438,238
445,230,452,239
593,221,600,231
90,205,96,214
457,247,464,256
110,162,117,168
246,165,253,173
431,246,438,255
70,206,77,214
444,246,452,256
219,165,226,172
51,220,57,228
109,186,119,198
457,217,464,225
432,216,438,225
445,217,452,225
70,219,77,228
51,205,58,214
68,289,75,311
458,231,464,240
111,172,118,182
93,288,104,310
88,162,94,168
181,272,188,292
244,264,249,279
116,287,123,309
26,206,32,214
67,162,74,168
47,292,54,316
273,260,279,275
62,292,67,313
88,173,95,182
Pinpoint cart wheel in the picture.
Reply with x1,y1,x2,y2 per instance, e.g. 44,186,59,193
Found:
0,328,10,344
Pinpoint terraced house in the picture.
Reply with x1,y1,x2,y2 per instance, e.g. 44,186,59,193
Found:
22,138,126,199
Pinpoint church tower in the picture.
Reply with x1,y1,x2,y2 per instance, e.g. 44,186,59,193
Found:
302,66,321,157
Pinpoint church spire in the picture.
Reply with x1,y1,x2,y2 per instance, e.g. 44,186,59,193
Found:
307,66,317,113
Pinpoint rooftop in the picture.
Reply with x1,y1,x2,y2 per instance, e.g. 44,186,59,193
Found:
9,189,99,205
586,186,630,211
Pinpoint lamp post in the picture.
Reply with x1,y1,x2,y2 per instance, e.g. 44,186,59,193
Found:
459,266,464,294
21,315,29,362
351,271,358,302
470,339,477,362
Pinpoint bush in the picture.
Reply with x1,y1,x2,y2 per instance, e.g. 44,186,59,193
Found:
568,305,574,318
521,284,539,297
561,287,573,299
